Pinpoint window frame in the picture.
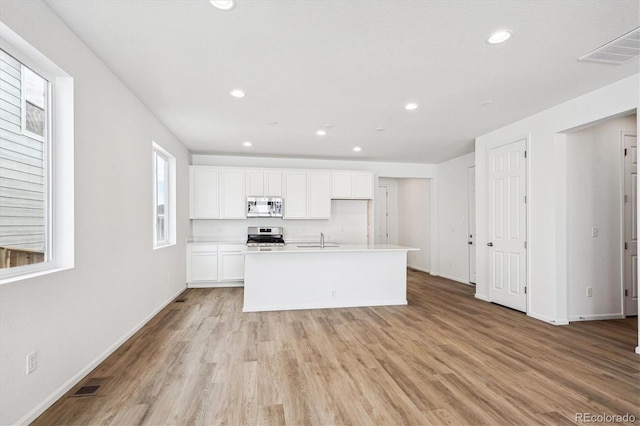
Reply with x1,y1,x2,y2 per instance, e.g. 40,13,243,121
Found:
0,23,74,283
152,142,176,249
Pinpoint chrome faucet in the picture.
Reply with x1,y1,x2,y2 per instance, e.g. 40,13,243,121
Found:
320,232,325,248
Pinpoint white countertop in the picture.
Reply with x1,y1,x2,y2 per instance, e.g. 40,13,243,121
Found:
244,244,418,254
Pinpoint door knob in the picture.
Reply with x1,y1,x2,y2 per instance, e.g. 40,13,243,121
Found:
468,241,473,245
487,242,493,247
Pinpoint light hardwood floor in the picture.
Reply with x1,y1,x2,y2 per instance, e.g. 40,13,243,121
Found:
34,269,639,425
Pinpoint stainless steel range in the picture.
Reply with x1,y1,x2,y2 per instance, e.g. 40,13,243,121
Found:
246,227,285,247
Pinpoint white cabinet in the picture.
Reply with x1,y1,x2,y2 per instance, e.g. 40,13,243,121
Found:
331,171,373,199
308,171,331,219
283,171,307,219
246,169,282,197
331,172,352,198
187,244,218,282
187,243,245,285
220,169,246,218
265,170,283,196
352,172,373,198
219,244,245,281
246,169,264,196
190,167,220,218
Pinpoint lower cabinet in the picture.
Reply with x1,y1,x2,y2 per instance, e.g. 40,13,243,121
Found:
187,243,244,286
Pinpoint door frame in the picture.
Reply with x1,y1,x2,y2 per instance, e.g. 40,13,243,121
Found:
486,135,530,313
622,131,638,316
468,166,476,284
376,184,390,245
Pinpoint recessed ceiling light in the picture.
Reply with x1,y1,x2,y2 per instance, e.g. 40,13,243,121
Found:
243,141,252,147
316,130,327,136
353,146,362,152
404,103,418,111
375,127,385,131
210,0,236,11
230,89,245,98
487,30,512,44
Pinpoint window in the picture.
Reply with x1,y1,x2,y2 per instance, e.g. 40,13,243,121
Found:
153,142,175,248
0,23,74,282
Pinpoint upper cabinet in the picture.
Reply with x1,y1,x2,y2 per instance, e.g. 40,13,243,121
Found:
220,169,246,219
190,167,220,219
283,170,307,219
190,166,372,220
331,171,373,199
246,169,282,197
190,166,246,219
308,171,331,219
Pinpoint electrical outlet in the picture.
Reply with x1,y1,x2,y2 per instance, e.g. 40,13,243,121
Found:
26,352,37,375
592,228,598,238
586,287,593,298
330,290,336,298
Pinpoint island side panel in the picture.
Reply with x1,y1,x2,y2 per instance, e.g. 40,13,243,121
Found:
243,250,408,312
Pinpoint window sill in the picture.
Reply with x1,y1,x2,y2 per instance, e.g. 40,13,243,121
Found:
0,265,74,285
153,242,176,250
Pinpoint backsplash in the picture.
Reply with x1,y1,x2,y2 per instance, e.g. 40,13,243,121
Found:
191,200,369,244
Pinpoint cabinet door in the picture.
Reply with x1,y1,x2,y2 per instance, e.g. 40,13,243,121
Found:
219,252,245,281
246,169,264,196
264,170,282,196
352,172,373,199
308,171,331,219
190,252,218,282
331,172,352,199
220,169,246,218
283,171,307,218
190,167,220,218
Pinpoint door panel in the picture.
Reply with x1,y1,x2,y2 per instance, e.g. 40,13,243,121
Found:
488,138,527,312
624,133,638,316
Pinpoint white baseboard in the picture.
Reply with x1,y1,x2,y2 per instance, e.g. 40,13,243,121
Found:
475,293,490,302
244,298,407,313
408,266,430,274
568,313,625,322
437,272,470,285
17,286,186,426
636,346,640,355
187,281,243,288
528,311,569,325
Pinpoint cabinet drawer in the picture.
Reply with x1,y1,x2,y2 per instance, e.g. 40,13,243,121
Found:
218,244,245,252
190,244,218,253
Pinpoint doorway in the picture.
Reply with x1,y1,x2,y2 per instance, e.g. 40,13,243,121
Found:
565,113,637,320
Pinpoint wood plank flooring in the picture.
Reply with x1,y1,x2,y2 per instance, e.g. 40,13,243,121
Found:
34,269,639,425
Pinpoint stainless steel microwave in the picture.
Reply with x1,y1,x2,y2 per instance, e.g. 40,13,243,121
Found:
247,197,283,217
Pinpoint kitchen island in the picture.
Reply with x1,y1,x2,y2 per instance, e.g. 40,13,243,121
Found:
243,244,418,312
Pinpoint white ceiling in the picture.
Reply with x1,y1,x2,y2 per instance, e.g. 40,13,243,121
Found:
44,0,639,164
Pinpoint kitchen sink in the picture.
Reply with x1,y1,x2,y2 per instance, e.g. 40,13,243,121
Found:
295,243,340,248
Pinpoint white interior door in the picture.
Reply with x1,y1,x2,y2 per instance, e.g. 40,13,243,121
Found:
468,166,476,284
488,139,527,312
375,186,389,244
624,133,638,316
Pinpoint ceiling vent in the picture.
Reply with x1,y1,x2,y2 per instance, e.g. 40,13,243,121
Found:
579,27,640,65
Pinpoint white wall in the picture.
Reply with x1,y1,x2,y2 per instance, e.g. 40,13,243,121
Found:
0,2,190,424
475,74,639,326
436,152,475,283
397,179,431,272
566,115,636,321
